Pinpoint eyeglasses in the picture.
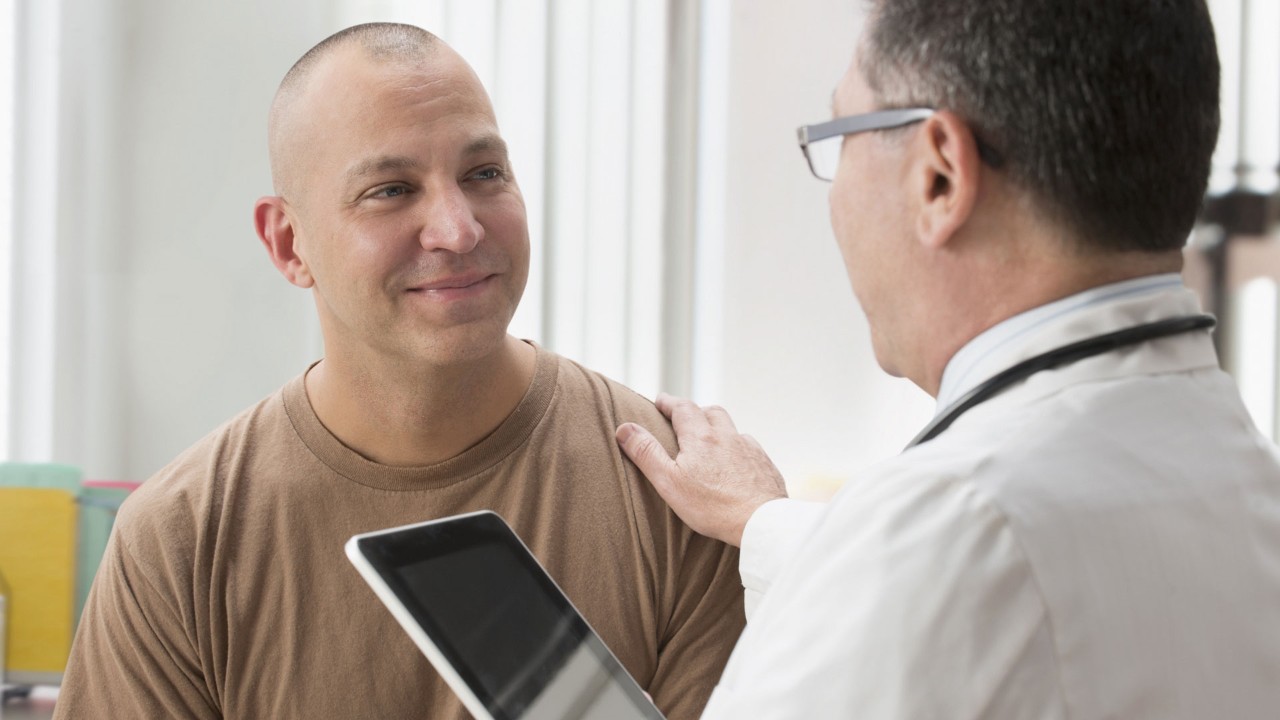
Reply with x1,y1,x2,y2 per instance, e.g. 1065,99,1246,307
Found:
796,107,935,181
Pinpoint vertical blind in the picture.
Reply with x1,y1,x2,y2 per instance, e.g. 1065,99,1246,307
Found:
3,0,60,462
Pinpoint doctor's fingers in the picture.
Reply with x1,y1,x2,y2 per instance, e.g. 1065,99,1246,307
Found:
701,404,740,433
656,393,740,439
656,393,714,438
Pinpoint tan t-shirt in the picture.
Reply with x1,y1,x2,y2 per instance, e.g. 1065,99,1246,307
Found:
55,346,745,719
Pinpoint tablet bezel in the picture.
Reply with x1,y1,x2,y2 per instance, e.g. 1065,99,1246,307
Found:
345,510,665,720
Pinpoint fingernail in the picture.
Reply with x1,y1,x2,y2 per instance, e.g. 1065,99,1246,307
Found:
616,424,634,444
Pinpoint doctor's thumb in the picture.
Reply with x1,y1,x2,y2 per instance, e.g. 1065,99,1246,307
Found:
616,423,675,484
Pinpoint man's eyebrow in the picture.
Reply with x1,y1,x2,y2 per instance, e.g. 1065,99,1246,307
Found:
341,137,509,184
343,155,421,184
463,135,510,160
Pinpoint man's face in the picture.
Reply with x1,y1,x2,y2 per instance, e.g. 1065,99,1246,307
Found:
827,50,915,377
283,45,530,369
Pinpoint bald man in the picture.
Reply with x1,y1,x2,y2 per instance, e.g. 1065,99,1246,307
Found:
55,23,743,720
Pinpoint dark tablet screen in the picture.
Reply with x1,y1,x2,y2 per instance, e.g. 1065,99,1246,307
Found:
356,512,664,720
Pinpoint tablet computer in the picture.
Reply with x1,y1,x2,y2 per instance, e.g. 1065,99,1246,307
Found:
345,510,666,720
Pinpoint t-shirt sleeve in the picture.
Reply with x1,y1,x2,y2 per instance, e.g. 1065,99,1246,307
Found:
53,522,219,719
601,381,747,717
609,392,747,720
644,519,745,720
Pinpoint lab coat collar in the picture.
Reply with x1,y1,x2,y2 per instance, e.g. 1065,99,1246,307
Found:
934,276,1218,416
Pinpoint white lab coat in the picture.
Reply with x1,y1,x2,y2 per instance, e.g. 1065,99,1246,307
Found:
703,283,1280,719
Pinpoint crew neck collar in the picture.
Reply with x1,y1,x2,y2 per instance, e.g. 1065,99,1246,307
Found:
282,342,558,491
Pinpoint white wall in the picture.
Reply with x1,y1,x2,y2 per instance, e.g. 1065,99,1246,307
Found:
46,0,934,488
703,1,934,496
54,0,334,479
118,1,337,478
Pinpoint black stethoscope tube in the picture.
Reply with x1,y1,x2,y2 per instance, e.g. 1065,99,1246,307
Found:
906,314,1217,449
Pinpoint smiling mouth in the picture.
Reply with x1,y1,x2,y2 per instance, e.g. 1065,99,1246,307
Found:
407,273,496,297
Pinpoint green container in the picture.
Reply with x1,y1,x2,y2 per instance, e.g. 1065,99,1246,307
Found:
74,487,131,625
0,463,81,492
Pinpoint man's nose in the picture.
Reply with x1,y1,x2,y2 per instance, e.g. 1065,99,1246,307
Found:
419,185,484,253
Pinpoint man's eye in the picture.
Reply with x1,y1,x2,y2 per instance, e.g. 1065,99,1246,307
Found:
471,167,502,181
373,185,409,198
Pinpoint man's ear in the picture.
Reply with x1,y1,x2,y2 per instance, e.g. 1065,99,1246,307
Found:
913,111,981,249
254,196,315,289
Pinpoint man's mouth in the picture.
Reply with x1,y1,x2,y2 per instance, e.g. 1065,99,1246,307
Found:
412,272,493,292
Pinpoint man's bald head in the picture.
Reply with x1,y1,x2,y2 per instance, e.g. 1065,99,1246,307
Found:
267,23,446,200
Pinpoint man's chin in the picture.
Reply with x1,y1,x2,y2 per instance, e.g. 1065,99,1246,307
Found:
407,321,518,367
869,336,906,379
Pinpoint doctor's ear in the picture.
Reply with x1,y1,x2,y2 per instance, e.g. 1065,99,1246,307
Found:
254,196,315,289
913,111,982,249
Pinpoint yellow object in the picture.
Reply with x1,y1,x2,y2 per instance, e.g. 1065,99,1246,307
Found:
0,487,78,678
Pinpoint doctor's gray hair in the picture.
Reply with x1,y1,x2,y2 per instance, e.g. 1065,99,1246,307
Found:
859,0,1220,254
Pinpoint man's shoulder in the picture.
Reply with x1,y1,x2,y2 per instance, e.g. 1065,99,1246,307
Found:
544,350,675,445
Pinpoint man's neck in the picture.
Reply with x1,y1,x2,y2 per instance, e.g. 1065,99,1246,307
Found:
304,336,538,466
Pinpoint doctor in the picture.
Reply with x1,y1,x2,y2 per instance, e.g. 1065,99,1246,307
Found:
617,0,1280,716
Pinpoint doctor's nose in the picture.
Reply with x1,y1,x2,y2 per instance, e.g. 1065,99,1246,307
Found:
419,186,484,254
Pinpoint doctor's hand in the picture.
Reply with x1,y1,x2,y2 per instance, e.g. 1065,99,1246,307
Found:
616,394,788,548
